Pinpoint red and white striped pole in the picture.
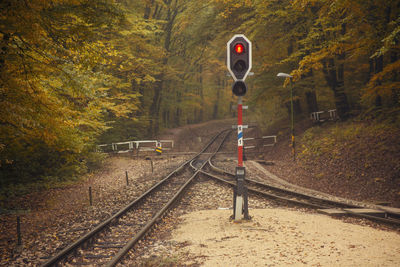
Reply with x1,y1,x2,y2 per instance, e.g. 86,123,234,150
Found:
234,97,245,221
237,97,243,167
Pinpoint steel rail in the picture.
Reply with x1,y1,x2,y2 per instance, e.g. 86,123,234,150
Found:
207,160,359,208
190,130,232,172
41,162,187,267
199,169,334,210
107,129,231,266
41,129,230,267
207,126,400,225
203,160,400,226
106,169,198,267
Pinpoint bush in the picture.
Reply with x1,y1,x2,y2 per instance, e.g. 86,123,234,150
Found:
0,145,107,204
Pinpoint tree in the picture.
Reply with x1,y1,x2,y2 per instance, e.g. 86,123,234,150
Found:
0,0,144,183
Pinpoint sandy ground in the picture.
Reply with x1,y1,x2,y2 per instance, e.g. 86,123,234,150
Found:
170,209,400,266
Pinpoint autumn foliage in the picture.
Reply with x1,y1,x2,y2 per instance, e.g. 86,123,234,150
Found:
1,0,399,192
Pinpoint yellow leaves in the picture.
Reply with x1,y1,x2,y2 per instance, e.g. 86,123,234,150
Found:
361,60,400,103
294,50,326,79
368,61,400,86
363,82,400,101
96,87,110,93
214,0,251,18
119,30,132,36
41,129,58,146
143,74,156,83
108,105,131,118
291,0,320,11
0,0,154,181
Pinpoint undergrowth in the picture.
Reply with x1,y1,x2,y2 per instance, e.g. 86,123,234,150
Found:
0,152,107,206
299,120,400,169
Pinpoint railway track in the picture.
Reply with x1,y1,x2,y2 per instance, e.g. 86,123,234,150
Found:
41,129,231,267
201,154,400,227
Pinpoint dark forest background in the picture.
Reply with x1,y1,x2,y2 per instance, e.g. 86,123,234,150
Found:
1,0,399,195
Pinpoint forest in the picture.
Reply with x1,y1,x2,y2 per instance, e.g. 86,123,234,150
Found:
1,0,399,195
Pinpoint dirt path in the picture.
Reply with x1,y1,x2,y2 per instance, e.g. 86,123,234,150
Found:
171,208,400,266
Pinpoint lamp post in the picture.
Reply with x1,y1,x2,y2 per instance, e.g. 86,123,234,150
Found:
277,72,295,161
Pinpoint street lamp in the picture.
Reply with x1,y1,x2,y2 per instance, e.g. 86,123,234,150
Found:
277,72,295,161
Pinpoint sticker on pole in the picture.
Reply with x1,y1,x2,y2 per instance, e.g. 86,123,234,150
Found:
237,125,243,146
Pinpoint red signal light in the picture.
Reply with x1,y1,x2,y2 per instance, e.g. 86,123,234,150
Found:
234,43,244,54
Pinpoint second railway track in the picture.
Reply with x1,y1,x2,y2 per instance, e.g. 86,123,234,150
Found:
39,125,400,266
201,150,400,227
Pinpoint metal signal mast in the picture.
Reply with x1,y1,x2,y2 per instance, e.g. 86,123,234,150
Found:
227,34,252,221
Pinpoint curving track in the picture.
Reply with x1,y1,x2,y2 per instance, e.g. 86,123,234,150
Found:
201,148,400,227
41,125,399,266
41,129,231,267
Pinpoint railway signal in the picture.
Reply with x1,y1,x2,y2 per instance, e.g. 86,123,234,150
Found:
227,34,252,82
227,34,252,96
226,34,252,221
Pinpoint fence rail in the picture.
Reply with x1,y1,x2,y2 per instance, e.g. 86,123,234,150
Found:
310,109,337,122
243,135,277,149
97,140,174,153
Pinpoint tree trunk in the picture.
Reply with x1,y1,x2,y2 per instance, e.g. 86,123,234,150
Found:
285,99,302,118
175,102,181,127
374,55,383,107
148,79,162,136
305,91,318,113
391,49,399,106
300,69,318,114
213,77,222,119
148,0,180,136
143,0,154,19
198,64,204,122
322,56,350,120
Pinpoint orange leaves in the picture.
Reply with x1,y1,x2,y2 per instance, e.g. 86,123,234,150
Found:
368,61,400,86
214,0,252,18
361,60,400,103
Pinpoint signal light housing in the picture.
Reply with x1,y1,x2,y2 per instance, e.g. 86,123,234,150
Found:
227,35,252,82
232,81,247,96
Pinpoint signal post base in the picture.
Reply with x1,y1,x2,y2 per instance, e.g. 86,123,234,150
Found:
232,186,250,221
232,166,250,221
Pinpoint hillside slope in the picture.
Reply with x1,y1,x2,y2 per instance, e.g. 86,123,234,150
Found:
263,120,400,207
